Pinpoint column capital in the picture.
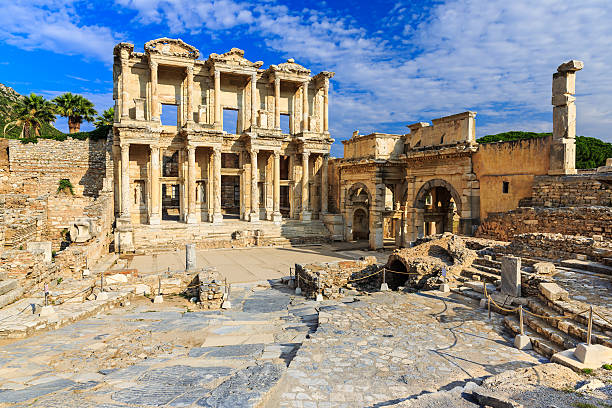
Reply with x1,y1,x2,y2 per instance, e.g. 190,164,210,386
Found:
274,77,280,85
149,144,160,152
213,146,222,154
250,147,259,155
302,151,310,158
120,141,130,149
273,150,281,158
149,59,158,69
185,65,194,74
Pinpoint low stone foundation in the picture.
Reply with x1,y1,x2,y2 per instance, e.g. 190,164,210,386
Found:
503,233,612,263
295,257,379,299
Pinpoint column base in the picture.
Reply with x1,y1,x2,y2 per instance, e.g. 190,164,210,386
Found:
186,213,198,224
300,211,312,222
211,213,223,224
149,214,161,225
272,212,282,224
249,212,260,222
114,217,134,253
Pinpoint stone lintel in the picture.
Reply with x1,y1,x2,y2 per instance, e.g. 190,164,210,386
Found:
557,59,584,73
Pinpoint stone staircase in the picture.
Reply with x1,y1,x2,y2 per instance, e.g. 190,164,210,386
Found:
454,254,612,359
0,272,24,309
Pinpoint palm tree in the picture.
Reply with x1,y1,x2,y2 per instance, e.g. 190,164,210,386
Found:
3,93,56,138
93,107,114,128
53,93,97,133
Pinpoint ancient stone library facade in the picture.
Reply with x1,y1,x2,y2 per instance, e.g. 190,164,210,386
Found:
1,38,610,262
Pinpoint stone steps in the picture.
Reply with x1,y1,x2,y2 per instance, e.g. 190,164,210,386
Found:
0,285,24,309
560,259,612,276
523,310,578,350
543,297,612,335
0,279,17,297
462,266,499,283
504,315,563,358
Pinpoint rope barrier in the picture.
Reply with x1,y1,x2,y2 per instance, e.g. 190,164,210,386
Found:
593,309,612,327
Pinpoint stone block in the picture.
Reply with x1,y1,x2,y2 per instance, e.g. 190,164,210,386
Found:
471,386,523,408
439,283,450,293
501,256,521,297
533,262,555,275
105,273,128,284
574,343,612,365
70,217,96,243
539,282,569,301
96,292,108,301
26,242,52,263
380,283,390,291
185,244,196,270
514,334,532,350
153,295,164,304
39,305,56,318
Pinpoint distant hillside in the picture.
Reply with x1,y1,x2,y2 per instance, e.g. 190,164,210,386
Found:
477,131,612,169
0,83,109,143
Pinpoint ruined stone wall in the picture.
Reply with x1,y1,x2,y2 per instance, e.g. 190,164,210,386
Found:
342,133,403,160
474,136,551,220
7,137,110,197
406,112,475,150
521,174,612,207
0,249,59,293
295,257,379,298
503,233,612,263
0,139,8,194
0,194,46,248
476,206,612,241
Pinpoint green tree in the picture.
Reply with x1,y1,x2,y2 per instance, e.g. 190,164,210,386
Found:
3,93,56,138
94,107,114,128
53,93,97,133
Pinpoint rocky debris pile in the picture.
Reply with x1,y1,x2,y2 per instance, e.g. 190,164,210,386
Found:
386,233,478,290
506,232,612,263
179,267,226,308
295,256,379,299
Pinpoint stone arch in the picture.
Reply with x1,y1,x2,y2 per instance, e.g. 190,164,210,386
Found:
414,178,462,236
414,179,462,215
352,207,369,240
343,182,372,242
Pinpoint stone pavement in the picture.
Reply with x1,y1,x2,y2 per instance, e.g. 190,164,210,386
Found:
275,290,541,408
128,244,390,283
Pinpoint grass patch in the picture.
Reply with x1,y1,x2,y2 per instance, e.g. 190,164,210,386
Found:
581,368,594,375
573,403,599,408
602,363,612,370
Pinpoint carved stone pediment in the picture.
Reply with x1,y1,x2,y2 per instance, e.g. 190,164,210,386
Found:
145,38,200,59
208,48,263,68
270,59,311,75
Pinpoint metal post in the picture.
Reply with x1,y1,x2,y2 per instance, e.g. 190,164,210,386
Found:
587,306,593,345
100,271,104,291
519,305,524,336
44,284,49,307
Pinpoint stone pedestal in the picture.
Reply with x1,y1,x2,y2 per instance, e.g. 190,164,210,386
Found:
439,283,450,293
249,212,260,222
186,214,198,224
501,256,521,297
114,217,134,253
96,292,108,301
39,305,57,318
575,343,612,365
514,334,532,350
272,212,282,224
149,214,161,225
185,244,196,271
153,295,164,304
295,287,302,295
211,213,223,224
380,283,390,292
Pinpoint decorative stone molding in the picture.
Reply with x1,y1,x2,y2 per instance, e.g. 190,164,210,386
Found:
144,38,199,59
208,48,263,68
270,59,311,75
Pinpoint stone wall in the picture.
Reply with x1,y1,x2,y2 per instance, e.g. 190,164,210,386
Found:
295,257,379,299
0,249,59,293
0,139,8,193
475,206,612,241
473,136,551,220
7,137,111,197
502,233,612,263
520,174,612,207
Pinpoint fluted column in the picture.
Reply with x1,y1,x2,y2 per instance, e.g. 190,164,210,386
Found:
323,79,329,132
214,69,221,129
302,81,309,132
321,154,328,214
149,145,161,225
251,73,257,129
274,77,281,130
150,60,159,121
300,151,311,221
120,143,130,218
249,148,259,222
186,146,197,223
272,151,282,223
120,52,130,119
186,66,194,124
211,147,223,223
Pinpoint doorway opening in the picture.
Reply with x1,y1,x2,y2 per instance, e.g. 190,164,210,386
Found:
221,175,240,218
162,183,180,221
353,208,369,240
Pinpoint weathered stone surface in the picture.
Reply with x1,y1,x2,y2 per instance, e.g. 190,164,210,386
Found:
533,262,555,275
501,256,521,297
539,282,569,301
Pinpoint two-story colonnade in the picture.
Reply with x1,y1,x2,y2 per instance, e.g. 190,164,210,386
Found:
112,38,334,251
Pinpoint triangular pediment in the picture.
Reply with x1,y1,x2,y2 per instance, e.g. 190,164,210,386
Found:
208,48,263,68
145,38,199,59
270,59,311,75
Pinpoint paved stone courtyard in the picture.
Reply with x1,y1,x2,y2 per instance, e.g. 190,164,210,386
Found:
0,269,541,407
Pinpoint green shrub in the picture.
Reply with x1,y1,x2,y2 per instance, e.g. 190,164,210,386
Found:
581,368,594,375
57,179,74,195
602,363,612,370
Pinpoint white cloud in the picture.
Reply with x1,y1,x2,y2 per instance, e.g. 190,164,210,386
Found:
0,0,120,64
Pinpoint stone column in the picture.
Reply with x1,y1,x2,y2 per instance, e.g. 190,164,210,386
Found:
186,146,197,223
302,81,309,132
300,152,311,221
214,69,221,130
274,77,281,130
150,60,159,121
211,147,222,224
249,148,259,222
185,66,194,124
321,154,328,214
251,73,257,130
549,60,583,175
150,145,161,225
120,52,130,119
272,151,282,223
323,78,329,132
120,143,130,218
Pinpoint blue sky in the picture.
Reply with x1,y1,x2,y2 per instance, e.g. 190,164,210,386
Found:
1,0,611,157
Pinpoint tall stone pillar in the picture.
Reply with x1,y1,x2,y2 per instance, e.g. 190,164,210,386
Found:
120,52,130,119
120,143,131,218
214,70,221,130
300,152,311,221
150,60,159,121
211,147,223,224
321,154,328,214
274,77,281,130
549,60,583,175
323,79,329,132
186,146,197,224
302,81,309,132
150,145,161,225
369,183,385,250
272,151,282,223
249,148,259,222
251,73,257,130
186,66,194,124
